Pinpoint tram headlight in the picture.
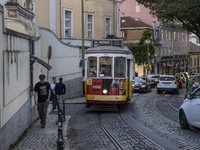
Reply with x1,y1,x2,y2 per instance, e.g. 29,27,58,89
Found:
103,89,108,94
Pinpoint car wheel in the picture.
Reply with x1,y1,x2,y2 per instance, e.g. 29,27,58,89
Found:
179,110,189,129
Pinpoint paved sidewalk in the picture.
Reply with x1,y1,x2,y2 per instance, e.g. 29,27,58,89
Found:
12,97,86,150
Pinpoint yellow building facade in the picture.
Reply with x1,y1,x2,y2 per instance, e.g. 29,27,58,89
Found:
2,0,120,39
33,0,120,39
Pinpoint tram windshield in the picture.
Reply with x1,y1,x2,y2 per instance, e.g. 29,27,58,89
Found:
87,57,97,77
114,57,126,78
99,57,112,77
87,56,127,78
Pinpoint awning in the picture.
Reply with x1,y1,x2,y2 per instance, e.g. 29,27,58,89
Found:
30,55,52,70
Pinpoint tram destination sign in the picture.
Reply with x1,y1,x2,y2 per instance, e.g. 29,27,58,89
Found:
92,39,124,48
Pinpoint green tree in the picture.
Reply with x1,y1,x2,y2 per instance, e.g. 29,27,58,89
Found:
136,0,200,39
127,30,155,65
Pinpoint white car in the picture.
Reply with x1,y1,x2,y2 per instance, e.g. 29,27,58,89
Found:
157,75,179,94
179,87,200,129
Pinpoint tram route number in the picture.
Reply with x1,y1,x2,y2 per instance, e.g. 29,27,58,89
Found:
87,79,92,85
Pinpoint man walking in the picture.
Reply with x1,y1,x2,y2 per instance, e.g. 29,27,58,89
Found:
34,74,51,128
50,77,57,111
55,78,66,111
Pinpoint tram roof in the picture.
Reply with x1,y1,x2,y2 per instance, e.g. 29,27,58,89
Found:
85,46,133,55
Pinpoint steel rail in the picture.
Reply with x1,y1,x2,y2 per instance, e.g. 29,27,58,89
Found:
98,113,125,150
119,113,165,150
153,92,180,123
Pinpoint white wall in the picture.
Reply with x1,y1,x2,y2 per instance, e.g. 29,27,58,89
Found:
0,5,5,126
0,6,32,128
39,28,82,81
1,37,31,127
0,0,5,6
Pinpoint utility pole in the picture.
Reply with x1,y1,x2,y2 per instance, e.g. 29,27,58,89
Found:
81,0,85,76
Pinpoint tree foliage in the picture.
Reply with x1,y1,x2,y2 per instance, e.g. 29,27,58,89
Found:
127,30,155,65
136,0,200,39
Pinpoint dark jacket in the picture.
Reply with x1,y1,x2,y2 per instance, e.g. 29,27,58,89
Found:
55,82,66,95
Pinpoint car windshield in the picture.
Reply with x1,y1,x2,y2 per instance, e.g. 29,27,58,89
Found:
135,77,146,83
160,77,174,81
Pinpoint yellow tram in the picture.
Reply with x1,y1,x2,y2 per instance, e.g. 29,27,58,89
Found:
84,39,134,110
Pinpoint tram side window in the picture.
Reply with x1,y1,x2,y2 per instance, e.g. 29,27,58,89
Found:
99,57,112,77
114,57,126,78
88,57,97,77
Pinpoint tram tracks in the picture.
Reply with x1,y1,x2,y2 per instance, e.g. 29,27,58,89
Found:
98,113,124,150
98,112,165,150
153,92,180,123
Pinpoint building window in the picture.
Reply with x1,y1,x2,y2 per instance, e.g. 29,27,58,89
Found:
87,14,94,38
169,31,171,40
194,58,197,66
165,31,168,40
177,32,180,40
135,2,140,12
161,30,164,40
64,10,72,37
105,17,111,36
173,32,176,40
182,33,184,41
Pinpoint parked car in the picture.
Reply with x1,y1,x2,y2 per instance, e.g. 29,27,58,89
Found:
147,74,160,87
179,87,200,129
157,75,179,94
133,77,151,93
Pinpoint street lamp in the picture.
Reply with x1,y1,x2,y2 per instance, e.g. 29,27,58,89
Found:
145,39,151,76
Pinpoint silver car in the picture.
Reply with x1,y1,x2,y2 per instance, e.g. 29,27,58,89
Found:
157,75,179,94
179,87,200,129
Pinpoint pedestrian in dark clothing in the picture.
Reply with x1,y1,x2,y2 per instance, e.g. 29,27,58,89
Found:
50,77,57,111
55,78,66,111
34,74,51,128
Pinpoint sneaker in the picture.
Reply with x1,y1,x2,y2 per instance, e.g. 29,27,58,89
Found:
41,125,45,129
